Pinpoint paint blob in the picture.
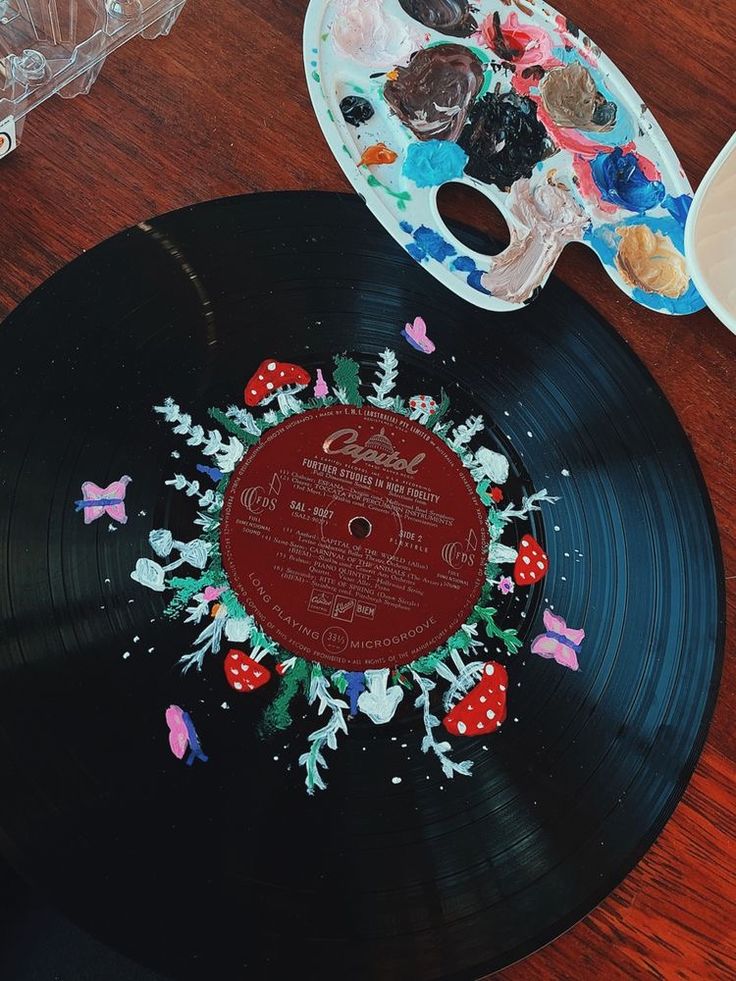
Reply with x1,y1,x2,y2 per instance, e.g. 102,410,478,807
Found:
360,142,399,166
458,89,557,190
591,146,665,213
331,0,421,69
402,138,468,186
539,63,616,131
384,43,484,142
480,177,589,302
398,0,477,37
614,224,688,298
476,11,558,68
339,95,375,126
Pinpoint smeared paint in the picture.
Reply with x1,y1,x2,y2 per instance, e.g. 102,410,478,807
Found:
479,177,589,301
398,0,477,37
458,88,556,190
442,661,508,735
663,192,692,225
402,315,436,353
360,142,398,166
476,11,559,68
615,224,688,299
532,99,612,157
75,475,131,524
365,173,412,209
384,44,484,142
165,705,208,765
331,0,421,69
591,146,665,213
402,138,468,186
539,62,616,131
531,609,584,671
339,95,374,126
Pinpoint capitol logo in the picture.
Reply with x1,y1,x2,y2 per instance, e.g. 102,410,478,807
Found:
322,426,425,475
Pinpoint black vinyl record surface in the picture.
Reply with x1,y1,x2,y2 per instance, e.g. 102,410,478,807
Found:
0,192,724,979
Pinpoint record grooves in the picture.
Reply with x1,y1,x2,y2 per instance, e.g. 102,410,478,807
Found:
0,192,724,980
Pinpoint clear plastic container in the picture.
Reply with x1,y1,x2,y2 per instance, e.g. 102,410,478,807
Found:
0,0,187,157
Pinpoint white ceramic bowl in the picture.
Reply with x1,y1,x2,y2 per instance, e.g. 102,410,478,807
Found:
685,131,736,332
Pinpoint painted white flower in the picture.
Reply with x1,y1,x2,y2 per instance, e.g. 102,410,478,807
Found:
131,558,166,592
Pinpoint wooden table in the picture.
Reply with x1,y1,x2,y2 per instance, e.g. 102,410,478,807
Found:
2,0,735,976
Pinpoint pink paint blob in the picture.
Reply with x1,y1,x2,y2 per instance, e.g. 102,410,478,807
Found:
477,12,560,69
203,585,226,602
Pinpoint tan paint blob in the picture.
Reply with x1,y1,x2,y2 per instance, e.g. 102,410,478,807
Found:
615,225,689,299
539,63,616,131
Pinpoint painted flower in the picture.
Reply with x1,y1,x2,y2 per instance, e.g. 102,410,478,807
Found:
490,486,503,503
476,11,558,69
402,139,468,188
498,576,514,595
590,146,665,213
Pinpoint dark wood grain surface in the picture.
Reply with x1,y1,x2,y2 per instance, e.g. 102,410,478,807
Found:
1,0,735,976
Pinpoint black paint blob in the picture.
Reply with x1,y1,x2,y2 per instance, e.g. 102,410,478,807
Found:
398,0,477,37
339,95,375,127
458,90,557,190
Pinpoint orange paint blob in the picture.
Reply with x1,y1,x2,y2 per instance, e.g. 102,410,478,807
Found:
359,143,398,167
386,69,399,80
210,603,222,617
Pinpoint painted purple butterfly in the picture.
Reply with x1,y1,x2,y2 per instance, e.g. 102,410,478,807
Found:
531,609,584,671
74,475,132,524
401,316,435,354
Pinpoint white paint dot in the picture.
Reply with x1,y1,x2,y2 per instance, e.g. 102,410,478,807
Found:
267,361,276,370
234,682,242,690
486,709,495,719
457,720,467,734
527,431,533,438
266,381,274,390
554,525,561,531
133,635,140,643
391,776,402,785
122,652,130,659
561,468,571,477
273,755,279,761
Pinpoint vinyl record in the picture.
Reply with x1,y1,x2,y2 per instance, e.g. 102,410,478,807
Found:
0,192,723,980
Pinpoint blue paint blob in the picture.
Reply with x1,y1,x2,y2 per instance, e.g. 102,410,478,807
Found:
406,243,425,262
412,225,457,262
400,220,414,234
663,192,692,226
451,255,492,294
402,139,468,188
590,146,665,213
343,672,366,715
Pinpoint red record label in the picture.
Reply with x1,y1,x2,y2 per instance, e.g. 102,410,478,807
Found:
220,406,489,670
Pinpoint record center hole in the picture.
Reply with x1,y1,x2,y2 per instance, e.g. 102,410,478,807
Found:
349,516,372,539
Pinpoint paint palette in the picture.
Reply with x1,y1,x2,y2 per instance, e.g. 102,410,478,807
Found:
304,0,704,314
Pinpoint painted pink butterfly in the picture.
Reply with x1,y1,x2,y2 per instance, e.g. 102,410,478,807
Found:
402,316,435,354
75,475,132,524
530,609,585,671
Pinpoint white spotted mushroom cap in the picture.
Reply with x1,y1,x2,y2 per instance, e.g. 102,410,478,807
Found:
409,394,438,415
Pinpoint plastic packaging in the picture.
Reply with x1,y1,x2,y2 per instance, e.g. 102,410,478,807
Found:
0,0,187,157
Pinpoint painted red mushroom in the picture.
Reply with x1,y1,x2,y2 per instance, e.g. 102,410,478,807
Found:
442,661,508,736
513,534,549,586
408,394,438,423
224,648,271,692
244,359,311,407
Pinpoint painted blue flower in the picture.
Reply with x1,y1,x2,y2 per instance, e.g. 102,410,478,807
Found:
402,140,469,188
590,146,665,213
